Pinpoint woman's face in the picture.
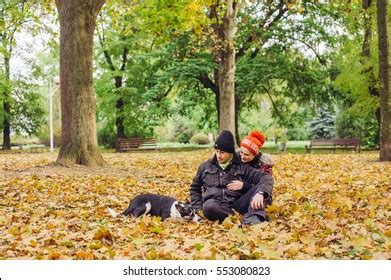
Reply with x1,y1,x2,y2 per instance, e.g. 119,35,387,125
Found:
240,147,255,163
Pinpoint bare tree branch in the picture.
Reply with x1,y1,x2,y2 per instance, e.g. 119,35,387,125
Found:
285,35,327,66
197,73,218,95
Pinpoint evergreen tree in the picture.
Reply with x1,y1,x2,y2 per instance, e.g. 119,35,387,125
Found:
309,108,335,139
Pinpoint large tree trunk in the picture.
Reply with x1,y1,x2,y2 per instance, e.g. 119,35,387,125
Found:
216,0,239,143
55,0,106,167
2,56,11,150
377,0,391,161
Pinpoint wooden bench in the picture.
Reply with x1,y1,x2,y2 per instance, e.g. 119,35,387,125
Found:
116,137,157,152
305,138,361,153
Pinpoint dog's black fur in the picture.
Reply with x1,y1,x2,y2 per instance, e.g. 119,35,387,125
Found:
110,193,201,221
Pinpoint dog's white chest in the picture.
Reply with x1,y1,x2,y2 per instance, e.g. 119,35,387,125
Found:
169,201,182,219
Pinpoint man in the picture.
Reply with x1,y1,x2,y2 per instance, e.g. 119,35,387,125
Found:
190,130,274,225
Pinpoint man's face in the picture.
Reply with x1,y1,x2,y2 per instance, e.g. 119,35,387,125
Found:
240,147,255,163
215,149,231,163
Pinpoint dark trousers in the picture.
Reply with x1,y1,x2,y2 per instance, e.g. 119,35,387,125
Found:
203,187,271,222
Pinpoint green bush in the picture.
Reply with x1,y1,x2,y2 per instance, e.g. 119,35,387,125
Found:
287,128,309,141
98,125,116,148
177,132,192,143
171,116,196,143
190,133,210,145
37,126,62,147
335,110,379,148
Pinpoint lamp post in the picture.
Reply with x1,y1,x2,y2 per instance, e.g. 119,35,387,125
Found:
49,76,60,152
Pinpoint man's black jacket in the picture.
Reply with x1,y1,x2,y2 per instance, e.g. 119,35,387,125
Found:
190,153,274,211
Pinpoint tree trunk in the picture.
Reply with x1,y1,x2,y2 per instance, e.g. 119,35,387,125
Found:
114,76,125,139
2,56,11,150
100,44,128,140
217,0,239,143
377,0,391,161
55,0,106,167
235,94,240,145
361,0,381,144
213,68,220,125
375,107,381,144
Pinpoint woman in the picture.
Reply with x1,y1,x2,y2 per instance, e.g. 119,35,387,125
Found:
239,130,275,175
227,130,275,224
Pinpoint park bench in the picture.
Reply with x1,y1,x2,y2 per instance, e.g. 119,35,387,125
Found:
116,137,157,152
305,138,361,153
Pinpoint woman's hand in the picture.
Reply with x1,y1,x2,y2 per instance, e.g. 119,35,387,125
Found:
227,180,243,191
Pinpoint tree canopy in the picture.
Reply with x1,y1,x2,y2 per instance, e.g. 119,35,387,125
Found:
0,0,390,160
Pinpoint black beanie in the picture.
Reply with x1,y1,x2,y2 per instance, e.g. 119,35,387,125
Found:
214,130,235,153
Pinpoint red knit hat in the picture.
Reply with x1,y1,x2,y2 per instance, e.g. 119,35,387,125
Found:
240,130,266,156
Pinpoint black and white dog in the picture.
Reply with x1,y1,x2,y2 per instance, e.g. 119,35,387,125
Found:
108,193,201,222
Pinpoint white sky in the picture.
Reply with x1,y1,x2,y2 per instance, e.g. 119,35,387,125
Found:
9,18,58,84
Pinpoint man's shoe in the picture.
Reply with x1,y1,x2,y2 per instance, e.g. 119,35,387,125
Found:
242,214,265,225
265,214,270,222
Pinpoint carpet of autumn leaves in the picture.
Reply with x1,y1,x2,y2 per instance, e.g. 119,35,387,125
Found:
0,150,390,260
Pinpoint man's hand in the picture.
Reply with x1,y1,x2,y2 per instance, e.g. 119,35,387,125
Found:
227,180,243,191
250,193,264,210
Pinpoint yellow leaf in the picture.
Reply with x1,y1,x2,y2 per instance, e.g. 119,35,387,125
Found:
298,232,314,245
7,226,19,236
293,191,302,199
47,223,55,229
0,216,7,226
372,252,390,260
186,223,200,231
61,241,74,248
265,204,280,213
149,226,163,234
132,237,146,248
263,249,283,259
348,237,372,247
48,251,61,260
194,243,203,251
93,227,113,243
30,239,38,248
371,232,385,244
75,250,95,260
222,216,235,229
106,249,116,258
303,244,318,255
26,193,37,203
89,241,102,250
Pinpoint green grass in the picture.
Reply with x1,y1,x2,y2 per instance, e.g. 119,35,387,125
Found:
263,140,310,148
159,140,310,149
157,142,211,148
3,139,376,155
155,141,311,154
